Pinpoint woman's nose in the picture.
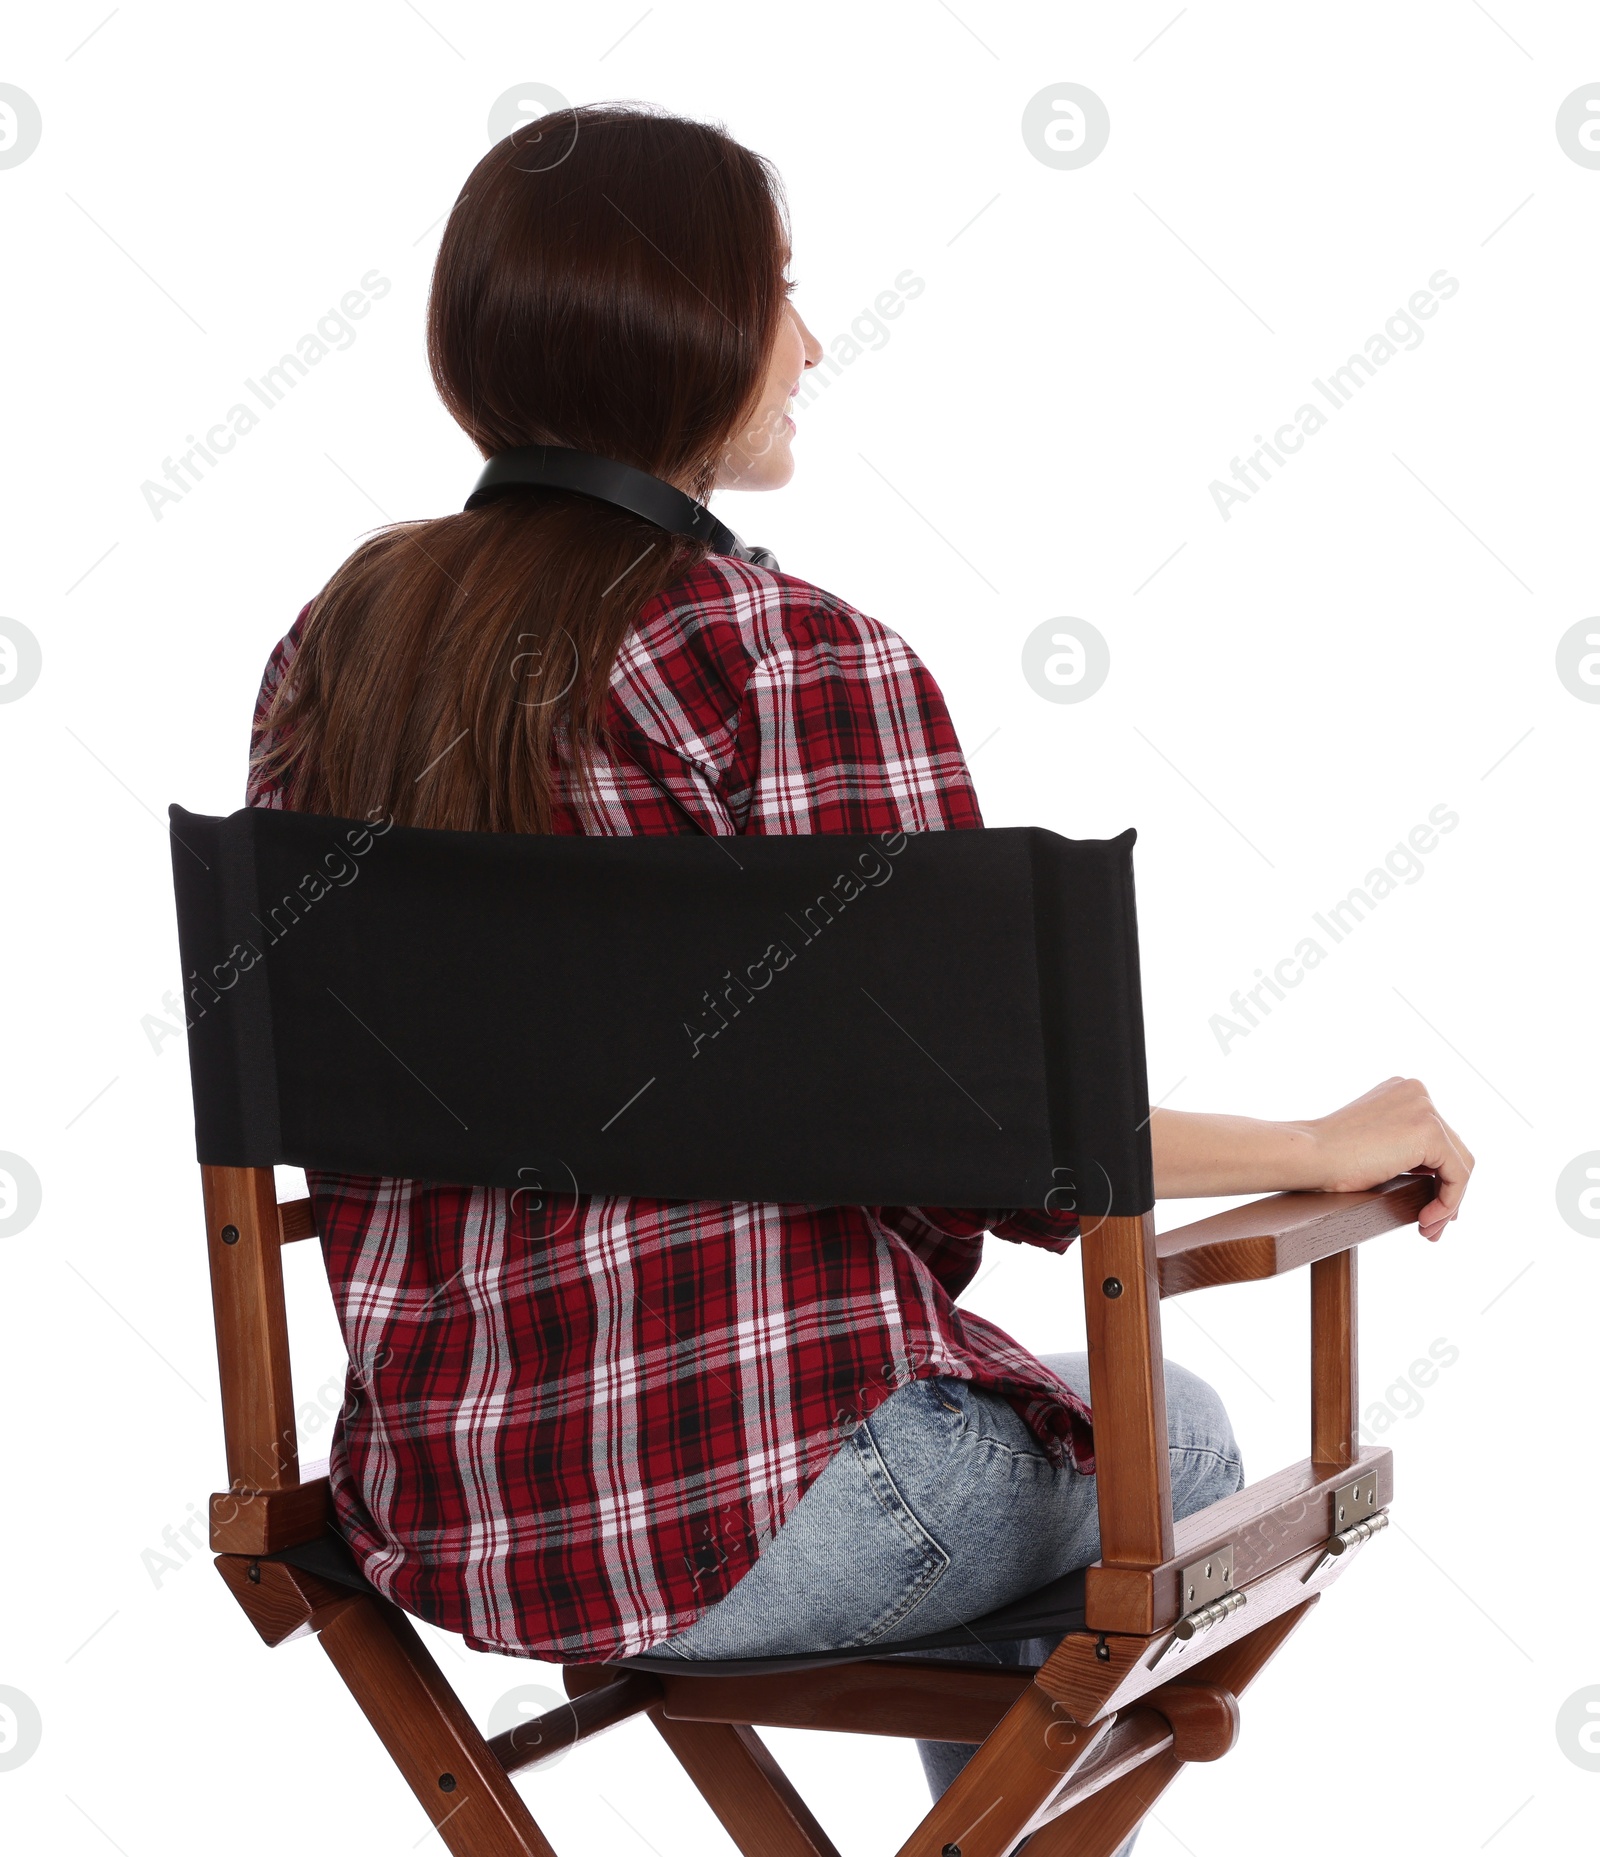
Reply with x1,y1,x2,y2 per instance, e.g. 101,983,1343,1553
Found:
795,310,823,368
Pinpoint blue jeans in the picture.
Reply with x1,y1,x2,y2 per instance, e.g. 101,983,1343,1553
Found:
652,1351,1246,1840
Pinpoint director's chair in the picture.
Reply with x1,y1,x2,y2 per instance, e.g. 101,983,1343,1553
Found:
169,804,1428,1856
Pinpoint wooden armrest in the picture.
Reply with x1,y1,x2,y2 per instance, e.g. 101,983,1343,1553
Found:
1156,1174,1432,1297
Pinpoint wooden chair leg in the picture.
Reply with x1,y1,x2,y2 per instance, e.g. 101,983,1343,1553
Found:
650,1712,842,1857
312,1590,559,1857
894,1683,1117,1857
1024,1749,1185,1856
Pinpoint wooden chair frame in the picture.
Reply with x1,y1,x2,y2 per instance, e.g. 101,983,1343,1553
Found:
201,1162,1429,1856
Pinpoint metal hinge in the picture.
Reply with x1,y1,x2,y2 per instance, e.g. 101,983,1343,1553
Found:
1148,1544,1240,1670
1179,1544,1234,1616
1303,1473,1389,1582
1333,1472,1380,1530
1151,1589,1248,1668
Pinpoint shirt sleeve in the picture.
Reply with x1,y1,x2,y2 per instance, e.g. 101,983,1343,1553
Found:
246,604,312,808
866,1203,1079,1310
725,597,984,836
872,1203,1081,1259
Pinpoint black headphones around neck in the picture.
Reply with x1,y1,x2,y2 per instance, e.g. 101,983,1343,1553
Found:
464,445,779,570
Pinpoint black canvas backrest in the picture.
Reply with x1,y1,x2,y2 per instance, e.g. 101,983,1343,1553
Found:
168,806,1154,1215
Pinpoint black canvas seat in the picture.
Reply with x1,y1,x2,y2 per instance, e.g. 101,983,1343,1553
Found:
264,1526,1084,1677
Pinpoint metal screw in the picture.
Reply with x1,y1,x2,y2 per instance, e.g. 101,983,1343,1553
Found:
221,1224,240,1245
1095,1634,1111,1663
439,1774,457,1793
942,1845,962,1857
1102,1277,1123,1298
247,1562,260,1585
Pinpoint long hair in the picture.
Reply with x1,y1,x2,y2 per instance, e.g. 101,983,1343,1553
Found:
251,105,790,832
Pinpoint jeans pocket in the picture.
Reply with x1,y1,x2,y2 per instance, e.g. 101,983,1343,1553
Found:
840,1401,960,1646
645,1409,955,1660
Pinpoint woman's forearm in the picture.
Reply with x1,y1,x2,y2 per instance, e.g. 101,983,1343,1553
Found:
1147,1079,1474,1242
1149,1107,1322,1197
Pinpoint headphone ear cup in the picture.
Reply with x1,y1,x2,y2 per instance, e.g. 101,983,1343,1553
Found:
729,536,780,570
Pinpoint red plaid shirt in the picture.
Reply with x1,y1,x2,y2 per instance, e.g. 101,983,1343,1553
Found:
248,554,1091,1661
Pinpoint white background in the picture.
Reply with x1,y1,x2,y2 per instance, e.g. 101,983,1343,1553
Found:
2,3,1597,1852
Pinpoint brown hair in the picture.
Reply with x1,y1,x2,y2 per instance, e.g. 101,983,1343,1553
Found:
251,105,790,832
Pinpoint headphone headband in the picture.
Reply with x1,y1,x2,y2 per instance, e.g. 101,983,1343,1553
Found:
464,445,751,557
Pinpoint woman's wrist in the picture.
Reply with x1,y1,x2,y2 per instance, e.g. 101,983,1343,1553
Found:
1273,1116,1329,1192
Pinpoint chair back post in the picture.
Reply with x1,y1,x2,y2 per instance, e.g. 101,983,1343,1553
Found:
1310,1247,1359,1469
1079,1210,1175,1569
200,1162,300,1493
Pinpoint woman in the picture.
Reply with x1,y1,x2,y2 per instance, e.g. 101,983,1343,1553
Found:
246,104,1472,1815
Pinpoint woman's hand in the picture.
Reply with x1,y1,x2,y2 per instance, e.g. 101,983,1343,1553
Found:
1299,1076,1473,1241
1149,1077,1473,1240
